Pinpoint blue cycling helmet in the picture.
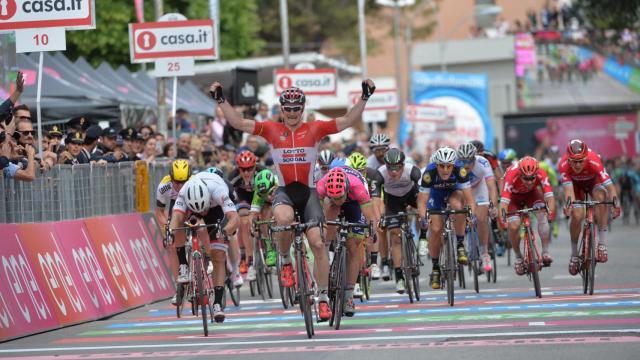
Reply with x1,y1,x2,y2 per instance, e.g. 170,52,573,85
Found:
329,157,347,169
498,148,517,162
206,166,224,177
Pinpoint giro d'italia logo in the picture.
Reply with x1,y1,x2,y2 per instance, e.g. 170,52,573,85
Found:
0,0,17,20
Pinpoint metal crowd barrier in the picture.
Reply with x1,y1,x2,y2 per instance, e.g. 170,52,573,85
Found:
1,160,183,224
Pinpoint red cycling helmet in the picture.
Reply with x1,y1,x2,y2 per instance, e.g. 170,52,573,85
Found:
326,168,349,198
518,156,539,177
567,139,588,161
236,150,257,168
279,87,306,106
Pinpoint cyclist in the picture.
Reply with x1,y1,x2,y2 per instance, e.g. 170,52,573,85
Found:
498,148,518,174
248,169,279,267
314,149,335,184
367,134,391,279
209,78,376,322
471,140,506,256
169,171,240,323
317,167,379,317
558,139,620,275
417,147,476,289
227,150,265,281
367,133,391,170
499,156,556,276
376,148,422,293
457,143,499,272
155,159,191,305
348,151,384,280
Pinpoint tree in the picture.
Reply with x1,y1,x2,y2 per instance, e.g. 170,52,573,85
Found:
574,0,640,32
65,0,264,69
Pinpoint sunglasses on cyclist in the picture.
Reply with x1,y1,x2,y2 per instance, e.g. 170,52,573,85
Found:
240,166,256,172
329,194,348,202
521,175,536,181
320,166,330,172
460,158,475,165
437,164,453,170
387,165,403,172
0,131,5,143
282,106,302,113
569,159,584,164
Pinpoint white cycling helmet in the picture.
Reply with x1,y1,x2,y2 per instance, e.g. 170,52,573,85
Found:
318,149,335,166
369,133,391,148
457,143,477,160
185,179,211,213
434,146,458,165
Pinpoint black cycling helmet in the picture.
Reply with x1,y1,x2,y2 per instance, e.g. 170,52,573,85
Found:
383,148,405,166
470,140,485,153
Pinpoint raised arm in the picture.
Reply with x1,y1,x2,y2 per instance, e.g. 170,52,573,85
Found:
335,79,376,131
208,82,256,134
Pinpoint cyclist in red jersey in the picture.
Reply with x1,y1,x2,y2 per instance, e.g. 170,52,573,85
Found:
209,79,376,322
499,156,556,276
558,139,620,275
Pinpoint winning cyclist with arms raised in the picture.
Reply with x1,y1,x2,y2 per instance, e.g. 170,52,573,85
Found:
209,79,376,322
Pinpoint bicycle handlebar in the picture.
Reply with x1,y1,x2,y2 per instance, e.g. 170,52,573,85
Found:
254,219,276,226
504,206,548,217
569,200,615,207
269,221,320,233
169,222,219,233
326,219,372,231
427,208,471,216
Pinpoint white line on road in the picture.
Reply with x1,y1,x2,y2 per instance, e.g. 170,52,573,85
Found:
2,329,640,353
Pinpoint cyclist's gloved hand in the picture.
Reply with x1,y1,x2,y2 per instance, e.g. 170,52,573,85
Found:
612,198,621,219
548,210,556,222
562,204,571,218
209,82,226,104
361,79,376,101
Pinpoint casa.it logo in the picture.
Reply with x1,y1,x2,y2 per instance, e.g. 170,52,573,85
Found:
137,31,157,51
0,0,17,20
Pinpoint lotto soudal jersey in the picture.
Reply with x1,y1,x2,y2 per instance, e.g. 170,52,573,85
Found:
253,120,339,188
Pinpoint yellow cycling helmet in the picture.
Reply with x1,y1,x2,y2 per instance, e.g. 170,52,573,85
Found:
348,152,367,171
170,159,190,182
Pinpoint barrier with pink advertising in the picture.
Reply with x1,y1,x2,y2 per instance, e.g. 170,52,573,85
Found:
0,213,174,342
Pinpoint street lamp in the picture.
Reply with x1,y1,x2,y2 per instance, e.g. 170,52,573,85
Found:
438,4,502,72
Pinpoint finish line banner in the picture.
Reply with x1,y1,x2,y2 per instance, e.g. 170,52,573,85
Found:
0,213,174,342
404,72,493,151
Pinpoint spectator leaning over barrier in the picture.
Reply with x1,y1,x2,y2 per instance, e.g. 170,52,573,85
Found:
121,127,142,161
97,128,124,163
59,131,86,165
1,126,36,181
13,109,53,172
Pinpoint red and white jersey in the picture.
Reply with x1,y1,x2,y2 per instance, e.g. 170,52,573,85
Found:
253,119,339,188
558,150,612,188
500,162,554,205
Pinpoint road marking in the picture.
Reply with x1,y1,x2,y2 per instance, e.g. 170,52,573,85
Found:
4,329,640,353
78,309,640,336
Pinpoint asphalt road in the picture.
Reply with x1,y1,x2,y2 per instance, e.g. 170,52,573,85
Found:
2,220,640,360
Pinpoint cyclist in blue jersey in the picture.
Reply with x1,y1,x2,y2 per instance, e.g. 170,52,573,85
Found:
417,147,476,289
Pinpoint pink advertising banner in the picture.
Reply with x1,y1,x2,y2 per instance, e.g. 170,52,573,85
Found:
0,224,58,342
52,221,122,317
537,113,637,158
111,214,175,300
515,33,536,77
16,223,99,326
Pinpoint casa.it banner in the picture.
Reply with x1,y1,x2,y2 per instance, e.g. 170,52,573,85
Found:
0,213,174,342
405,71,493,151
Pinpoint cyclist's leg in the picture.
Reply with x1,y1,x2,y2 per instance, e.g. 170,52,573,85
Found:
569,185,586,257
259,205,277,266
531,189,551,261
169,209,189,283
472,182,490,256
272,187,295,266
379,194,391,280
237,204,253,275
343,201,366,303
592,185,609,262
204,211,229,317
427,190,446,288
449,190,467,264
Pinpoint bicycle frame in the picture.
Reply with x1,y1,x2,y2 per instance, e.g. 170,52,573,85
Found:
381,211,421,303
570,197,614,295
504,206,545,298
269,221,319,338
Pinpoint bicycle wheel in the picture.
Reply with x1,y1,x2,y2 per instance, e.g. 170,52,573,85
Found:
527,228,542,298
470,228,480,294
458,262,466,289
406,234,420,302
588,222,596,295
226,275,240,307
446,231,456,306
256,251,266,301
579,230,588,294
296,249,314,338
265,266,274,299
401,232,414,304
194,255,209,337
335,248,346,330
328,246,339,327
